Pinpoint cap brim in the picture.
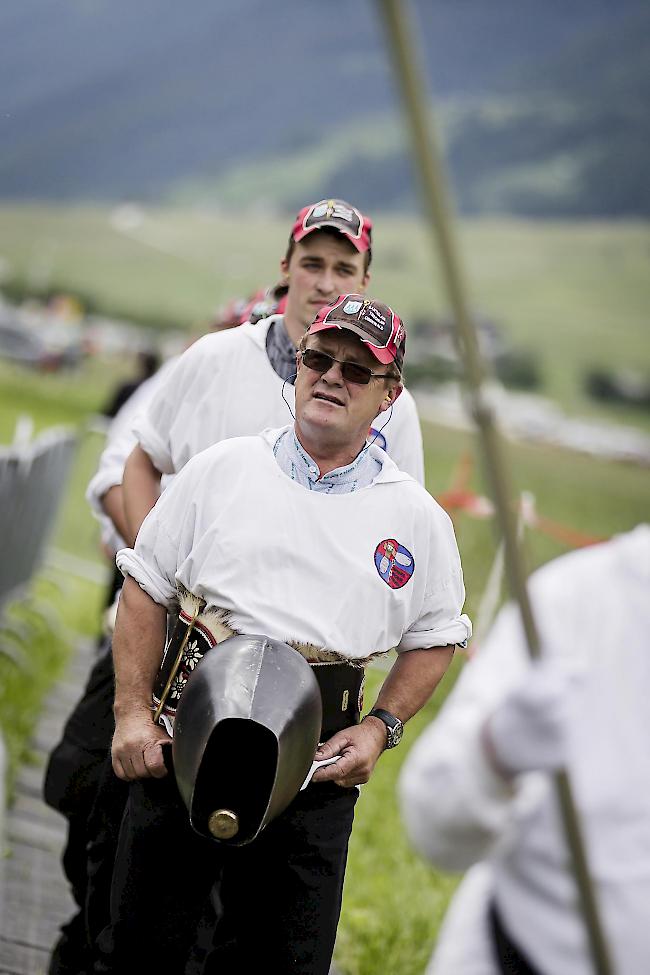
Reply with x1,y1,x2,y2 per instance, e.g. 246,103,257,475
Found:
293,224,368,253
308,320,395,364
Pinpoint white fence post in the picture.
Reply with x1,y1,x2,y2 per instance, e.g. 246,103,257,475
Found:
0,423,78,885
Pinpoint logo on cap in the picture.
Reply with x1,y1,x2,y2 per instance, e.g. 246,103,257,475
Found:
292,200,371,253
304,199,362,239
323,296,393,346
374,539,415,589
310,293,405,369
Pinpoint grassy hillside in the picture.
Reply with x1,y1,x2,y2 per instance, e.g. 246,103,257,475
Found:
1,205,649,429
2,0,646,215
176,9,650,218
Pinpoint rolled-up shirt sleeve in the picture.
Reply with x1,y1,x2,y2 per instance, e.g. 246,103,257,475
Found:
86,414,146,553
132,339,211,475
398,505,472,651
399,608,472,651
116,451,207,607
86,359,179,546
116,524,179,608
86,422,139,516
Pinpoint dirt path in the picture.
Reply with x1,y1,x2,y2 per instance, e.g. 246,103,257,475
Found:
0,640,94,975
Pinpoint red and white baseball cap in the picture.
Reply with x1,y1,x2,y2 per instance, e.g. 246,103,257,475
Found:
308,294,406,371
238,283,288,325
291,199,372,254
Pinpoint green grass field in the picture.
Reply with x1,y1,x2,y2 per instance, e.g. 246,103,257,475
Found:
0,206,649,974
0,204,649,428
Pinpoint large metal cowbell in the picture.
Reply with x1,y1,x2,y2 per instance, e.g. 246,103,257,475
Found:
172,634,322,846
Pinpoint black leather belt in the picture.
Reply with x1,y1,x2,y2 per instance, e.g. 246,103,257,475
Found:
310,662,365,740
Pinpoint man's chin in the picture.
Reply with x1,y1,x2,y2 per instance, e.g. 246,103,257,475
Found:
310,398,348,421
298,404,345,434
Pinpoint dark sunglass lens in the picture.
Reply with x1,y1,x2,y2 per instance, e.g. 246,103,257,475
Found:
302,348,373,384
342,362,372,384
303,350,332,373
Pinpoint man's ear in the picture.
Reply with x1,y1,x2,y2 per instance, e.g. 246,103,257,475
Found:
359,270,370,294
280,257,290,281
379,382,403,413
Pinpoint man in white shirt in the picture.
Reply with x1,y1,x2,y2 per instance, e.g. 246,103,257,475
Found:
46,198,426,975
93,296,470,975
399,525,650,975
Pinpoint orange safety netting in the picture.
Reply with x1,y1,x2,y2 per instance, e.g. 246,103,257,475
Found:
434,453,605,549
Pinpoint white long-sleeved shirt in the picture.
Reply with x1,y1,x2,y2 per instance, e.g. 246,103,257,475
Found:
85,356,178,552
132,316,425,484
117,427,470,661
399,525,650,975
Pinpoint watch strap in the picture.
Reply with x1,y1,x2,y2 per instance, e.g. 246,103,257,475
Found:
367,707,400,730
365,707,403,748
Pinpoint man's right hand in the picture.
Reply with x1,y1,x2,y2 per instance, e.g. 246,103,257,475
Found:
112,711,172,781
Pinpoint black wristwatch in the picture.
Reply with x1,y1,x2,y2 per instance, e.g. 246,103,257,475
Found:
365,708,404,749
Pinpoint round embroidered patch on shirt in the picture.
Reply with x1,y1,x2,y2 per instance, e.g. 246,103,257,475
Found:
374,539,415,589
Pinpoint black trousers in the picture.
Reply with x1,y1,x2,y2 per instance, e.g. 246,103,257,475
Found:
489,900,544,975
93,764,358,975
84,753,129,947
43,639,117,975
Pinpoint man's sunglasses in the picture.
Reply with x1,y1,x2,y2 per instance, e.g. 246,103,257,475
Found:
299,348,394,385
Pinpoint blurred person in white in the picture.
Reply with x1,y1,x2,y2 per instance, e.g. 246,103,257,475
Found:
398,524,650,975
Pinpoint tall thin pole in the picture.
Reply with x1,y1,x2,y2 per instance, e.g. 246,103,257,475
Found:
376,2,614,973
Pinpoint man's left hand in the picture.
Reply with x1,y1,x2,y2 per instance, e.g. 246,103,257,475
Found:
310,720,387,787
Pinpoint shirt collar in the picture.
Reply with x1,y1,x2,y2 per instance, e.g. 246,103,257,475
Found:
289,430,371,486
265,425,412,490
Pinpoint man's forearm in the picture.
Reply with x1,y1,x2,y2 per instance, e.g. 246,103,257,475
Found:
112,576,172,780
101,484,130,546
371,645,455,724
122,445,162,545
112,575,167,720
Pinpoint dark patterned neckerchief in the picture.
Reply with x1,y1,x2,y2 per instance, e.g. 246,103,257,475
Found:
265,316,297,383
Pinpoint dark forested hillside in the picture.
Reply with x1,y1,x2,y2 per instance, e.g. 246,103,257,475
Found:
1,0,647,215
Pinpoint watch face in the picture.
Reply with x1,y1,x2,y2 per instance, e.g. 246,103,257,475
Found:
387,720,403,748
367,709,403,748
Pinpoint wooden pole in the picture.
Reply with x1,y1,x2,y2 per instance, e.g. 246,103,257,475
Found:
375,2,614,972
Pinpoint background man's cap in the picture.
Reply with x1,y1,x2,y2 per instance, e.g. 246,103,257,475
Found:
238,283,288,325
308,294,406,371
291,199,372,253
